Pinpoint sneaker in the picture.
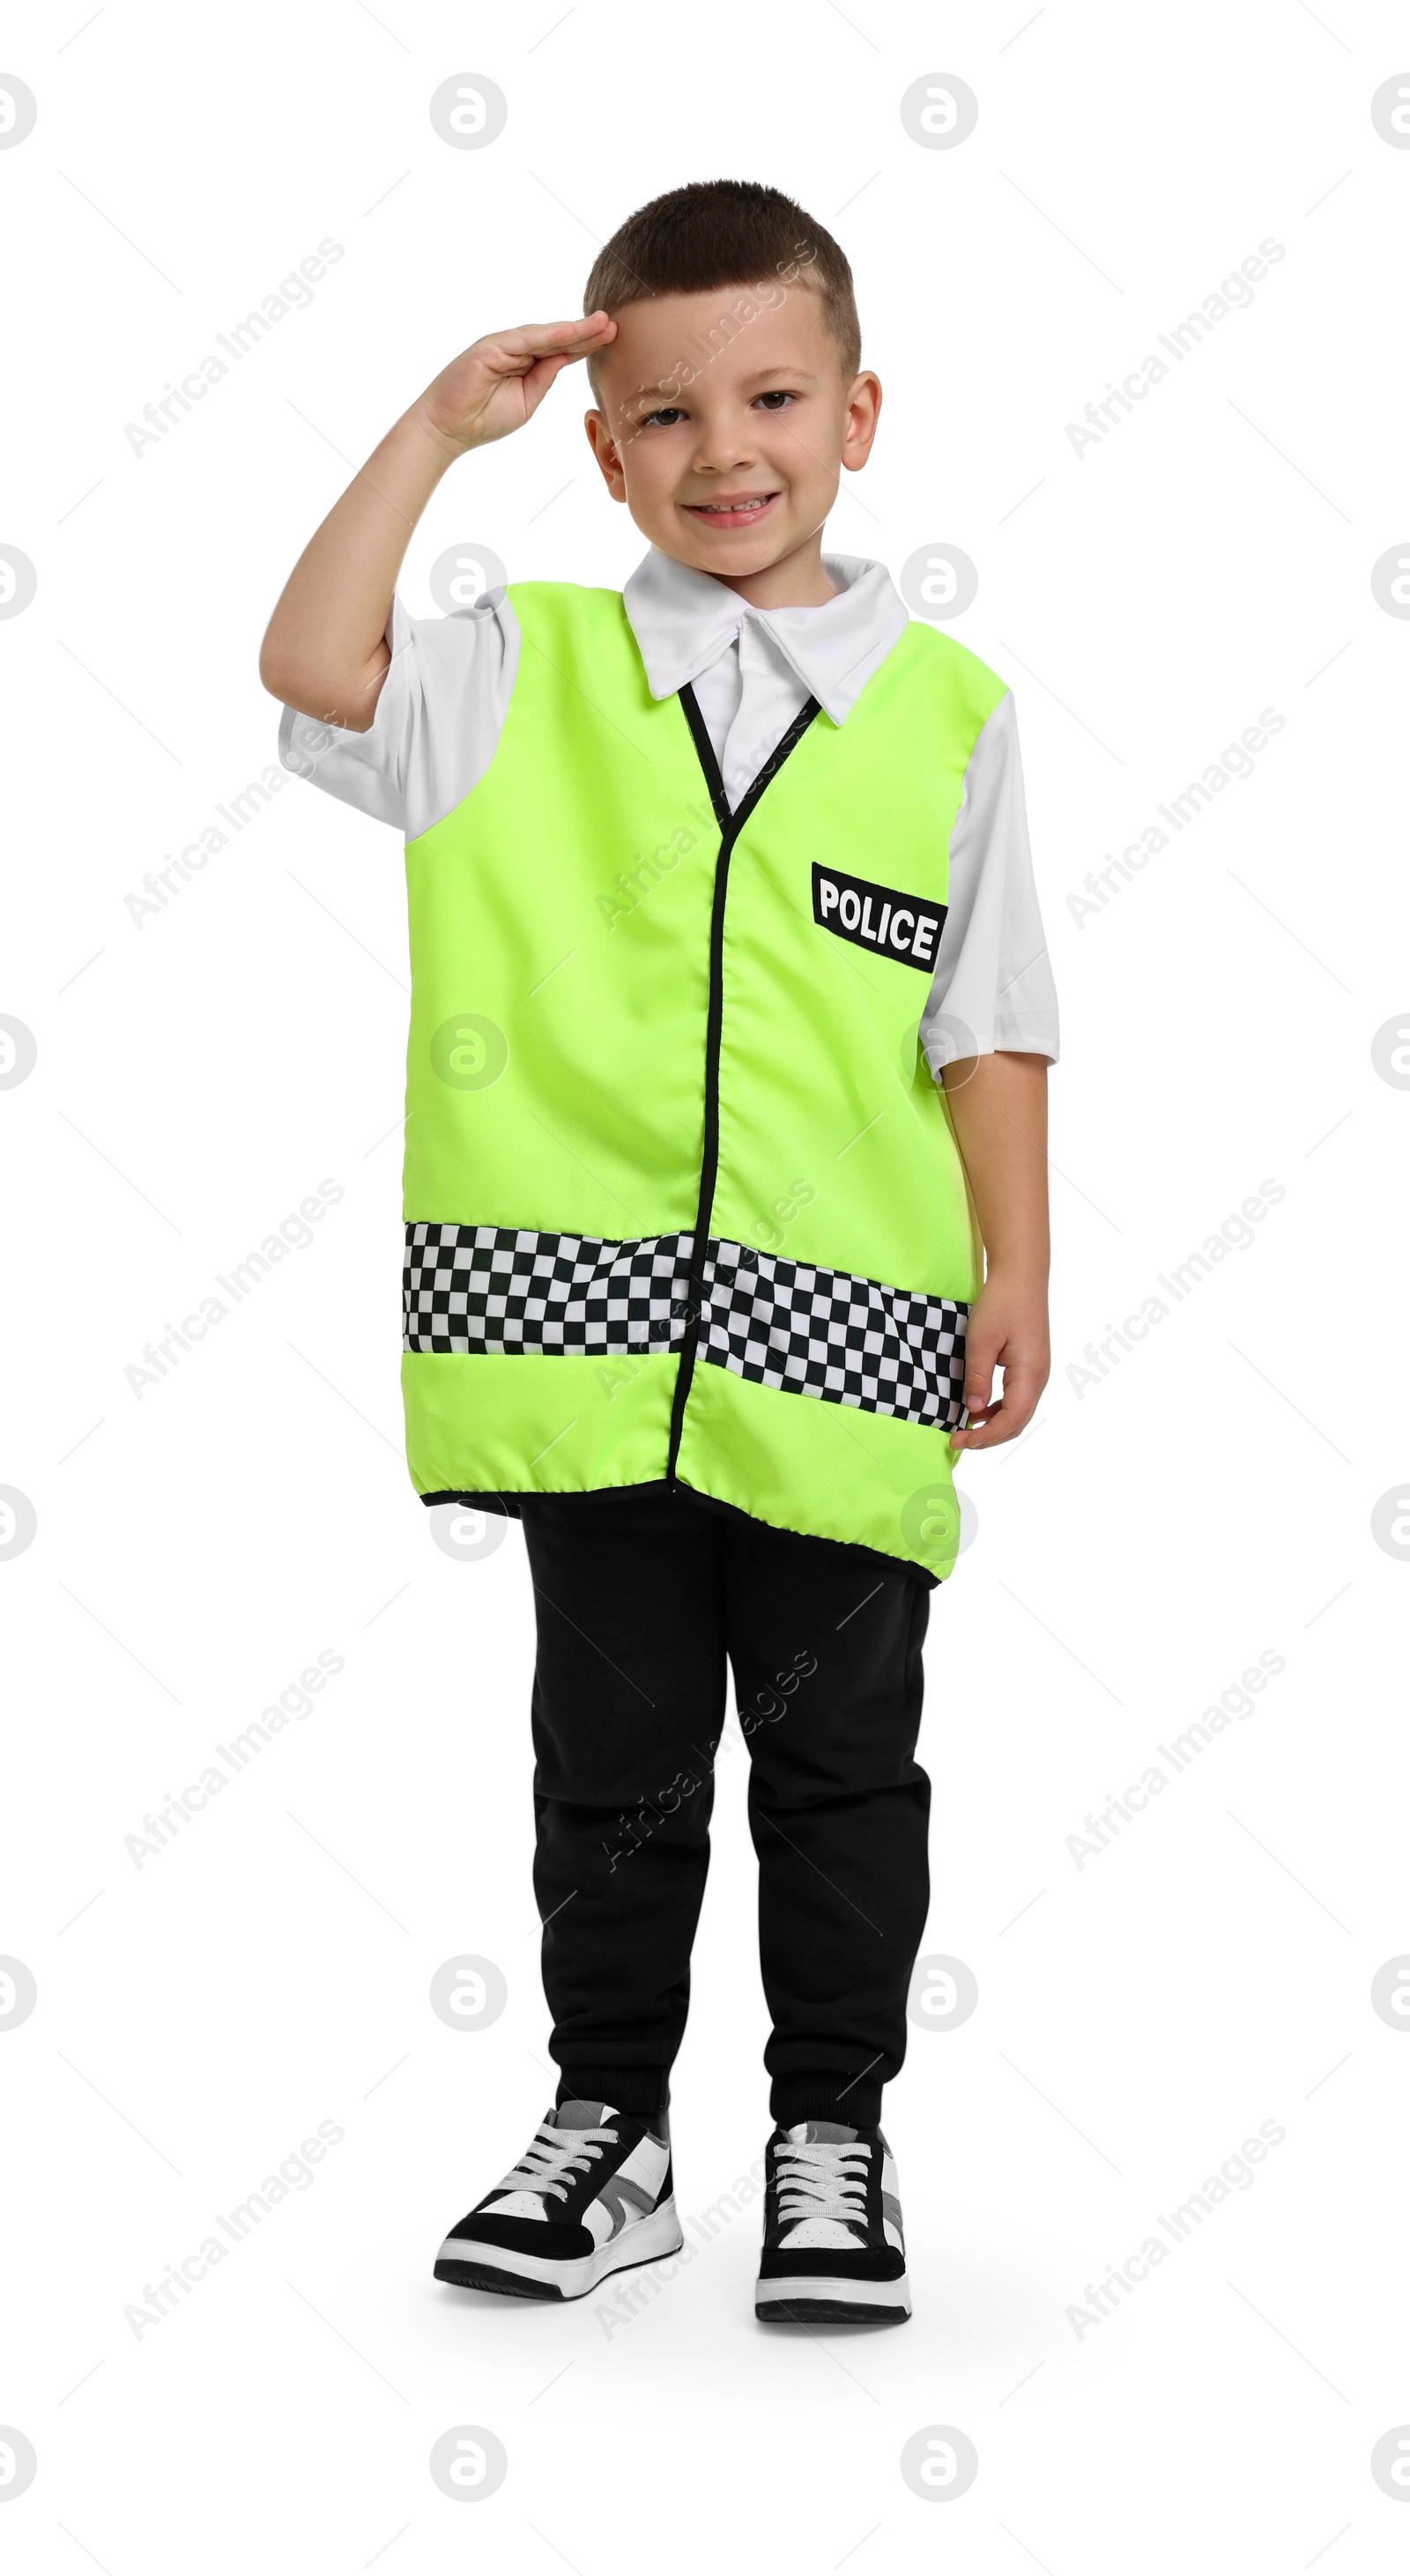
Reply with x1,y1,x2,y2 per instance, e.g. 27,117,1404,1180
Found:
754,2118,911,2324
434,2099,681,2302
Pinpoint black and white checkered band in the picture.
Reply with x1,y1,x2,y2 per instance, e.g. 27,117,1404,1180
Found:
698,1236,968,1429
404,1223,693,1355
404,1224,968,1430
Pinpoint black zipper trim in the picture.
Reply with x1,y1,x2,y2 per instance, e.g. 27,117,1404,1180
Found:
664,680,822,1486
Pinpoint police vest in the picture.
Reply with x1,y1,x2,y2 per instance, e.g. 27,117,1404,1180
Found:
401,581,1008,1581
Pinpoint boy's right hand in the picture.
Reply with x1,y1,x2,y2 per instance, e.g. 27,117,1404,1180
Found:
418,313,618,454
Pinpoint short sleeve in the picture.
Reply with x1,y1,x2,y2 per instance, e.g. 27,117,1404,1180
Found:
920,691,1060,1069
277,586,520,841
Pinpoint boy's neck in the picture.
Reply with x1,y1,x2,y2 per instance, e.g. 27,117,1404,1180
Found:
671,528,840,612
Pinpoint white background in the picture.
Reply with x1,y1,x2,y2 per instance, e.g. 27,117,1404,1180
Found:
3,0,1407,2565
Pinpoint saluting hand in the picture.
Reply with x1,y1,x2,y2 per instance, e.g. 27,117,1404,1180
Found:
419,312,618,452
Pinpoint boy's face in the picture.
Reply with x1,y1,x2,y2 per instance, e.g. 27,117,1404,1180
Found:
584,284,879,581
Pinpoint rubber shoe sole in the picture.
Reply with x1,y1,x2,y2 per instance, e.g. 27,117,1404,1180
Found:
434,2195,683,2302
755,2269,911,2325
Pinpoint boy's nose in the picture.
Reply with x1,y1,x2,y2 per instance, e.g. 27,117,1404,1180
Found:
689,433,757,477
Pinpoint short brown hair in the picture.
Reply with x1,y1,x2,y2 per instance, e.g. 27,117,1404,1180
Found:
583,179,861,403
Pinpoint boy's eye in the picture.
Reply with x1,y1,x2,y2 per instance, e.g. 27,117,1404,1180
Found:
753,389,797,411
640,406,686,429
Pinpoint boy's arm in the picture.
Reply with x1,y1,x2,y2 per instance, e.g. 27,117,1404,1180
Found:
941,1049,1050,1452
258,314,615,731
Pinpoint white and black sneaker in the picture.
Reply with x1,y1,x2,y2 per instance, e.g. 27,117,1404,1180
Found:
754,2118,911,2324
434,2099,681,2302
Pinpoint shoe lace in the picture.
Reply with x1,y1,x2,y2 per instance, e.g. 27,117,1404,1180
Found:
496,2120,619,2205
773,2136,872,2226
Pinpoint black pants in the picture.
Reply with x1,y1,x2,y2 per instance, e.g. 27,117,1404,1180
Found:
518,1484,932,2129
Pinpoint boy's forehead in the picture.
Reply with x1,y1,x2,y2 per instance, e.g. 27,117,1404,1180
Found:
596,281,839,403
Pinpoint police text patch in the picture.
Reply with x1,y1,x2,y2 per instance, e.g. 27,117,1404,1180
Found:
811,864,946,973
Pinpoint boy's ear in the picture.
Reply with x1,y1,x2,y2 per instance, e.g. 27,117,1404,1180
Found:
840,371,882,473
584,406,627,502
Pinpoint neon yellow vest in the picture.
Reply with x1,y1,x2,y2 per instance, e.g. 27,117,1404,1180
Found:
401,581,1007,1580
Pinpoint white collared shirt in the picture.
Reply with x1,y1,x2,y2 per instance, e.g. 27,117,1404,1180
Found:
279,547,1059,1064
620,545,910,813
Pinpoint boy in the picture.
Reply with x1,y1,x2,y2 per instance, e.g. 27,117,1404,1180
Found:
261,179,1058,2326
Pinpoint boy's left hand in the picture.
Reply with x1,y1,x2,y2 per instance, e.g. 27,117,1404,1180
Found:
948,1273,1050,1452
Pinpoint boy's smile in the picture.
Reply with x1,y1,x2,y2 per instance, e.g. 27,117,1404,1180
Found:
584,286,880,610
681,491,781,528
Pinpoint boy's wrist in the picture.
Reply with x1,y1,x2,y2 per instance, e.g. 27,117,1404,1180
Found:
976,1254,1049,1300
404,394,476,467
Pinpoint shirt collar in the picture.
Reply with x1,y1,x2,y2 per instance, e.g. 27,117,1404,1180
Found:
621,544,909,727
